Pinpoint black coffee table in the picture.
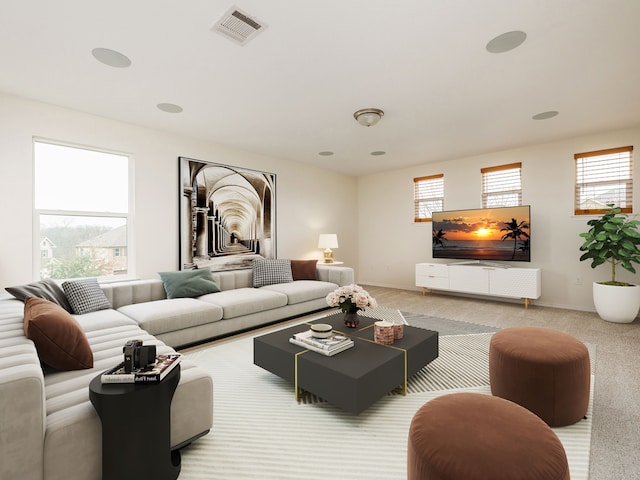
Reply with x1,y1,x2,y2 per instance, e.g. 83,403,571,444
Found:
253,313,439,414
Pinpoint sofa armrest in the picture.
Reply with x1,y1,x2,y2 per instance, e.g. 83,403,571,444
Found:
316,266,354,286
0,350,46,480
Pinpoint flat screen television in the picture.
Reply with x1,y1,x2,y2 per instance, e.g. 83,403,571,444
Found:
432,205,531,262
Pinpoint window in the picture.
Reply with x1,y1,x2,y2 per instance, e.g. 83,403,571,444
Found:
34,140,131,280
414,174,444,222
481,162,522,208
574,146,633,215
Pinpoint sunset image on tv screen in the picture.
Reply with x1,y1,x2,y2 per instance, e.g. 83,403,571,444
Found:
432,206,531,262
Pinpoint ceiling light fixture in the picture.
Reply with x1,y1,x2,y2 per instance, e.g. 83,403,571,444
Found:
486,31,527,54
370,151,386,156
354,108,384,127
91,48,131,68
318,151,334,156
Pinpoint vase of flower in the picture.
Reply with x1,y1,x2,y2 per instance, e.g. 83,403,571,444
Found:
325,284,377,329
343,310,360,328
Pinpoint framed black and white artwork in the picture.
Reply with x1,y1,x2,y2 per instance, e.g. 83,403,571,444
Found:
179,157,276,270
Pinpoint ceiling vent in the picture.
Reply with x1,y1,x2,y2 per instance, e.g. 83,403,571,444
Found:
211,6,267,46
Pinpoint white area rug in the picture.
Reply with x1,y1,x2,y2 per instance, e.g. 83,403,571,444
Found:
179,324,593,479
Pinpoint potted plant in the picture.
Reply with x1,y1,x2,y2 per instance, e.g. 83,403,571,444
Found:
579,204,640,323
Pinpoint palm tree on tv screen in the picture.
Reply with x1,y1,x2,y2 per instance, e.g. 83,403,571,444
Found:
433,229,448,248
500,218,530,259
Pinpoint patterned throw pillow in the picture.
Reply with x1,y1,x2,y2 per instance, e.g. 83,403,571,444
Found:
252,258,293,288
62,278,112,315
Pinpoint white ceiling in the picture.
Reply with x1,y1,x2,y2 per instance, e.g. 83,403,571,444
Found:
1,0,639,176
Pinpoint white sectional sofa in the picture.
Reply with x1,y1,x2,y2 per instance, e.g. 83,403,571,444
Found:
110,264,353,348
0,263,354,480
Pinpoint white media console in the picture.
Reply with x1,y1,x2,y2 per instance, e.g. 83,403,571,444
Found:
415,262,541,308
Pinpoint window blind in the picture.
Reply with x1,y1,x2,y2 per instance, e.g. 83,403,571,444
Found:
414,174,444,222
574,146,633,215
481,162,522,208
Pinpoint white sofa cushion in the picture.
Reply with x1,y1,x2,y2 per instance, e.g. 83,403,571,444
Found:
198,288,288,319
73,308,138,333
261,280,337,305
117,298,224,335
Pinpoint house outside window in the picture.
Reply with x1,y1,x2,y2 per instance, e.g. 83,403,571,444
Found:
414,174,444,222
481,162,522,208
574,146,633,215
34,140,132,280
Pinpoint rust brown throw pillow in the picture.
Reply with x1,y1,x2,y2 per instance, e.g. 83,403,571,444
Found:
23,297,94,371
291,260,318,280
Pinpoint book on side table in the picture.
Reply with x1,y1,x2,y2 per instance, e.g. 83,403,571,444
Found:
101,353,182,384
289,330,354,356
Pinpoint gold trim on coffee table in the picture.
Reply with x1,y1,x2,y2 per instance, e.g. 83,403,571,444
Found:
294,350,309,401
295,323,409,397
356,337,408,395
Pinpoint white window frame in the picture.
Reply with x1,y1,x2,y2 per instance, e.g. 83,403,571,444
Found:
33,139,134,281
481,162,522,208
414,174,444,223
574,146,633,215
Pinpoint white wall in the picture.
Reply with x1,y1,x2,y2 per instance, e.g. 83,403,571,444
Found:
0,93,358,290
4,91,639,311
358,126,640,311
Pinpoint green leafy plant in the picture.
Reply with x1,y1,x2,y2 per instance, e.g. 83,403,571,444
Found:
579,204,640,285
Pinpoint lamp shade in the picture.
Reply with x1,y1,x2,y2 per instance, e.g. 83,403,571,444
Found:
318,234,338,249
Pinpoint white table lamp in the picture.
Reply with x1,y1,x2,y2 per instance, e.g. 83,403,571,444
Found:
318,234,338,263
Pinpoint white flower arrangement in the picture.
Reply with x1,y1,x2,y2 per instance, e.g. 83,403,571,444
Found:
325,284,378,313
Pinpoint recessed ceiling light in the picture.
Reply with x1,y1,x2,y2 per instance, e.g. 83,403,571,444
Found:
486,31,527,54
318,151,334,156
532,111,559,120
91,48,131,68
157,103,183,114
370,151,386,156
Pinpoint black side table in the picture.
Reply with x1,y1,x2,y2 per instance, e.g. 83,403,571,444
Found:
89,365,181,480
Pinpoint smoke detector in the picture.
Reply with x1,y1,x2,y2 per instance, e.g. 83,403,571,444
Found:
211,6,268,46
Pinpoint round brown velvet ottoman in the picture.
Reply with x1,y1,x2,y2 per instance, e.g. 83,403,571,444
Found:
407,393,569,480
489,326,590,427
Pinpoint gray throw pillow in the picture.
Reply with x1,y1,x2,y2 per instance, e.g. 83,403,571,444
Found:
62,278,112,315
252,258,293,288
5,278,74,313
158,269,221,299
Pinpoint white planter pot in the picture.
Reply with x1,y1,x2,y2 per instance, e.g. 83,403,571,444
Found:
592,282,640,323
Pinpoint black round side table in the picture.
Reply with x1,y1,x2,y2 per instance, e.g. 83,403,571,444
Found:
89,365,181,480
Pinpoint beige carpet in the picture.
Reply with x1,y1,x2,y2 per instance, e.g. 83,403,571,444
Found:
178,314,593,479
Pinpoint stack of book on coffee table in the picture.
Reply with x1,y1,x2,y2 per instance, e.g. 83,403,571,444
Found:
289,330,354,356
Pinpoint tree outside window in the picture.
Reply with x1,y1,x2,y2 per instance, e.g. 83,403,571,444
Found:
34,140,131,280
